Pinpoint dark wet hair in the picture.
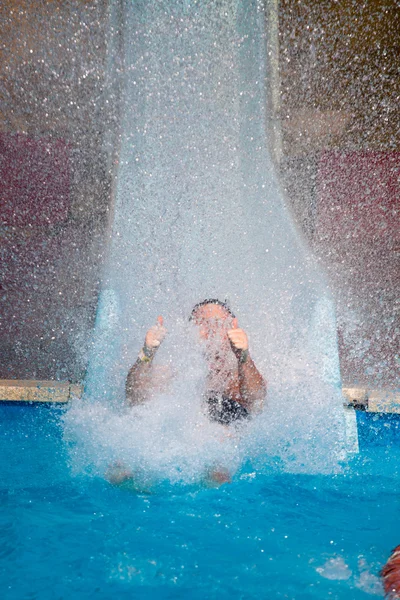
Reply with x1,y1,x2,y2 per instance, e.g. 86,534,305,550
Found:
189,298,235,321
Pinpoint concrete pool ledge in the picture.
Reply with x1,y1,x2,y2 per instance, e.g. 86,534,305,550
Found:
342,386,400,414
0,380,83,403
0,381,399,413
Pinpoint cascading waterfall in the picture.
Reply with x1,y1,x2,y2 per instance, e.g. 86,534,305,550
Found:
64,0,347,482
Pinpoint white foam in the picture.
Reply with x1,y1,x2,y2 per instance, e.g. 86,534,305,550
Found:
69,0,347,483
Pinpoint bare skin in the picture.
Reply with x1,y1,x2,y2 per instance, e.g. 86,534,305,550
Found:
115,303,267,488
126,304,266,415
126,315,169,406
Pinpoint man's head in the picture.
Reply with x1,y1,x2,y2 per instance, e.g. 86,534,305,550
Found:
189,299,235,342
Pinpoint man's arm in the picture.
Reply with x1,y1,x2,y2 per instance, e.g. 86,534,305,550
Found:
237,351,266,413
126,316,166,406
228,319,266,414
126,349,156,406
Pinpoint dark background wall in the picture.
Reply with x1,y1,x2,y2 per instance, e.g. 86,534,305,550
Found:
0,0,116,382
278,0,400,389
0,0,398,388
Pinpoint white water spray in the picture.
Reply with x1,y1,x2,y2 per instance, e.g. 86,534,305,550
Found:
64,0,346,483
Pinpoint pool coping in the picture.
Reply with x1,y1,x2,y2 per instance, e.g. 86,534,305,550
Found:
0,380,399,412
0,380,82,404
342,386,400,414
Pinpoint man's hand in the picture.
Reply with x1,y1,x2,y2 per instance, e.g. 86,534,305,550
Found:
144,315,167,352
227,317,249,357
127,316,168,404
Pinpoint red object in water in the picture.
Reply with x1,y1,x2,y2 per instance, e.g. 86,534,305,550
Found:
0,133,70,226
381,546,400,599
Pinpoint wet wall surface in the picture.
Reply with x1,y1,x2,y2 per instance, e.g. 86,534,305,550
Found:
0,0,398,388
0,0,116,382
278,0,400,389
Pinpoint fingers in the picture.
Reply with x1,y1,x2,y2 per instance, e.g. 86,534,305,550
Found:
232,317,238,329
227,327,248,351
155,315,166,338
227,329,245,342
145,316,167,349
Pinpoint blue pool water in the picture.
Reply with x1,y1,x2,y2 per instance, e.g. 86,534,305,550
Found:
1,405,399,599
2,1,397,597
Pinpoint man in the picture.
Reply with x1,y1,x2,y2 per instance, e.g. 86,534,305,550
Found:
126,299,266,424
381,545,400,599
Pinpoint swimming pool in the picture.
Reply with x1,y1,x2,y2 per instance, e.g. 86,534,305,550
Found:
1,404,399,599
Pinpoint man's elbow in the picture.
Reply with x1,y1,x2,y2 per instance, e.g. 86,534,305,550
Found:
125,382,144,406
125,377,141,406
251,381,267,415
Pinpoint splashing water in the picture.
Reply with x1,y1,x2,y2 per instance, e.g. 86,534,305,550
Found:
64,0,346,483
